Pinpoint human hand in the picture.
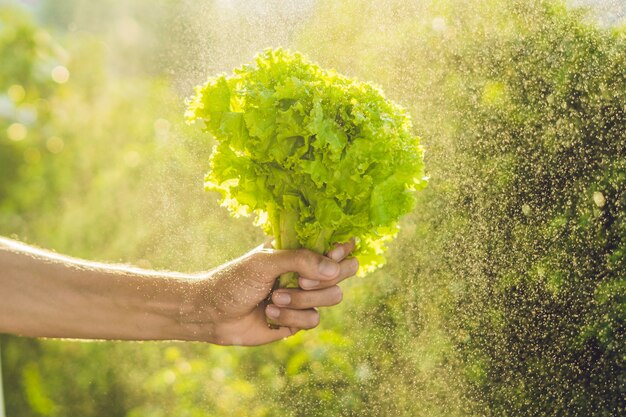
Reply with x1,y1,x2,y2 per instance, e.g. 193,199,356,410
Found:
183,240,358,346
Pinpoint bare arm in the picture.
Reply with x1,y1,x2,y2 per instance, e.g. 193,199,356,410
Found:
0,237,358,345
0,237,199,341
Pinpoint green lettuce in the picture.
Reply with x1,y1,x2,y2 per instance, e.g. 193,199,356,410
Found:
186,49,426,285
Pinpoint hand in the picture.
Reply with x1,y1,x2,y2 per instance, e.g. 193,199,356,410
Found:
186,239,359,346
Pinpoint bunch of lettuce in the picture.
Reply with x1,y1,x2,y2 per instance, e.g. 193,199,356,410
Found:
186,49,426,287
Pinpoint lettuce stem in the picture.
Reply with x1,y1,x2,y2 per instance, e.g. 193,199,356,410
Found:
267,207,300,329
278,208,301,288
267,196,334,329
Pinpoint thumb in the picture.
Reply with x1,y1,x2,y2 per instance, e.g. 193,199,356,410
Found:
252,248,342,282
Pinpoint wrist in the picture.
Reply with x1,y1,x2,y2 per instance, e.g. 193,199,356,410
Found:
114,270,214,342
164,274,221,343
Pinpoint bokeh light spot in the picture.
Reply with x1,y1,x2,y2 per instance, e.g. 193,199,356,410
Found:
592,191,606,208
163,370,176,384
124,150,141,167
7,123,27,141
46,136,65,154
431,17,447,32
51,65,70,84
115,16,142,46
8,84,26,102
154,118,171,141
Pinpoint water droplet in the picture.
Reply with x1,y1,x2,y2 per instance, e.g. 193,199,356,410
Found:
356,363,371,381
431,17,447,33
592,191,606,208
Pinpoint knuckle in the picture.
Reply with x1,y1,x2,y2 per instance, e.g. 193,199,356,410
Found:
296,249,315,270
326,277,341,288
278,307,292,319
351,258,360,274
300,292,313,306
290,291,305,307
332,286,343,304
308,311,321,329
249,250,272,270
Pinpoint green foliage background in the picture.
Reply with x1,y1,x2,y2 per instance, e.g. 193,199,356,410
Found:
0,0,624,416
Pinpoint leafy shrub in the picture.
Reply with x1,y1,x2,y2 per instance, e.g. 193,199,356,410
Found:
443,3,625,415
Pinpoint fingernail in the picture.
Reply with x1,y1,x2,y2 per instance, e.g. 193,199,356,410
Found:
329,246,344,261
266,305,280,319
319,259,340,277
300,278,320,289
273,292,291,305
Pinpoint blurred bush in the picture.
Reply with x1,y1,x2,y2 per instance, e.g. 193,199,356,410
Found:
0,6,66,218
443,3,625,415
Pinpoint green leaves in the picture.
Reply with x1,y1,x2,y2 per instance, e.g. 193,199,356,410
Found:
308,100,348,153
370,174,417,227
187,48,426,272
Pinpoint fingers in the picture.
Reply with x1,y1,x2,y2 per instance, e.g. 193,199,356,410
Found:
299,257,359,290
256,248,343,283
327,238,356,262
263,286,343,333
265,305,320,330
272,285,343,309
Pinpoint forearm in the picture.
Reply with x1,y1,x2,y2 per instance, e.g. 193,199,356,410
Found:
0,237,207,341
